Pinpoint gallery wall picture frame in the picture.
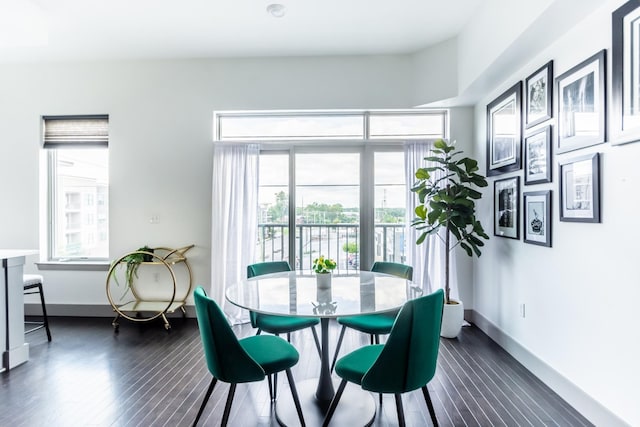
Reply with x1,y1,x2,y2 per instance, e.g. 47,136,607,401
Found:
523,190,552,247
494,176,520,239
612,0,640,145
486,82,523,177
524,125,552,185
559,152,600,223
556,49,607,154
525,60,553,129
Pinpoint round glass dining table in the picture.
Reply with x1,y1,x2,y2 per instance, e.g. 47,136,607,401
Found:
226,270,420,426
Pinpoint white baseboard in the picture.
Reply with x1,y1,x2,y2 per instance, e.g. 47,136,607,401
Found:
469,310,630,427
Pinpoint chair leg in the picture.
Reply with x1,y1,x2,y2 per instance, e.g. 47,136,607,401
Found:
273,372,278,400
374,334,380,344
330,325,347,373
267,375,274,401
285,368,306,426
322,379,347,427
221,383,237,426
192,377,217,427
421,385,438,426
394,394,406,427
255,328,262,336
37,283,52,341
311,325,321,358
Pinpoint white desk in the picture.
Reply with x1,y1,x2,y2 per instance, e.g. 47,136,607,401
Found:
1,249,38,372
226,270,420,426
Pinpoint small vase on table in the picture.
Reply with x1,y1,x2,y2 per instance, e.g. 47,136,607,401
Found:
316,272,332,289
312,255,336,290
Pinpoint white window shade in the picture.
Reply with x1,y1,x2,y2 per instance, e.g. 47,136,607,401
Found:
43,115,109,148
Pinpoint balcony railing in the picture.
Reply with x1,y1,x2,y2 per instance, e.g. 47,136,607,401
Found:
257,223,406,273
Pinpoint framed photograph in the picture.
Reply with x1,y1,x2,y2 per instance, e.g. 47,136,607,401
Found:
612,0,640,145
525,60,553,128
524,125,552,185
494,176,520,239
486,82,522,177
559,153,600,223
556,49,607,153
523,190,552,247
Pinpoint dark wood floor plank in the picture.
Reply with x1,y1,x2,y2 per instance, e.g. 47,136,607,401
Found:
0,317,593,427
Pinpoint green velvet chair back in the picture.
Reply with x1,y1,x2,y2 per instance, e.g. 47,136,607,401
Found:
193,286,265,384
247,261,291,278
371,261,413,281
246,261,292,328
361,288,444,393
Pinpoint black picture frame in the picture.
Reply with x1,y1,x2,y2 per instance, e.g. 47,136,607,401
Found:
559,153,600,223
525,60,553,128
486,82,523,177
524,125,552,185
612,0,640,145
556,49,607,154
523,190,552,247
494,176,520,239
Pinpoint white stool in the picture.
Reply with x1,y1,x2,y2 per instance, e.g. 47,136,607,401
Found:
23,274,52,341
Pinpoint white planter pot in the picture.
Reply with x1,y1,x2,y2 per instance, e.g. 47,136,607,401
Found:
440,300,464,338
316,273,332,289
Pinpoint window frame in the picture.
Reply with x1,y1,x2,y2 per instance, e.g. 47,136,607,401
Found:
214,109,448,142
221,109,448,271
42,115,110,264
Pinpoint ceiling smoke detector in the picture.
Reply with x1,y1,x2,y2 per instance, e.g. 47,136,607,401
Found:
266,3,286,18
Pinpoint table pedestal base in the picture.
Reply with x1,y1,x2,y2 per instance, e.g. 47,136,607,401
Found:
275,378,376,427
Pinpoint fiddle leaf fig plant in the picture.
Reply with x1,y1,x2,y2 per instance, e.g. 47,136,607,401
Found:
411,138,489,304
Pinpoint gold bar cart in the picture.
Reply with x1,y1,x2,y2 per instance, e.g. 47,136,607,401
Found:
106,245,194,331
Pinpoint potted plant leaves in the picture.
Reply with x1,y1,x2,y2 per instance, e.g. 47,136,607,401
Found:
114,246,154,289
411,138,489,338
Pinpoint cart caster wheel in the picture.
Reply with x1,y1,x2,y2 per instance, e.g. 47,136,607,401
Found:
113,323,120,333
164,324,171,331
135,312,142,318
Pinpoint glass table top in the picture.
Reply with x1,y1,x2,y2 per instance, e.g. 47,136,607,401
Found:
226,270,421,318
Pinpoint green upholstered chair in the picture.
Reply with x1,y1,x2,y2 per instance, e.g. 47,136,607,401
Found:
247,261,321,401
330,261,413,373
192,286,305,427
322,289,444,427
247,261,321,355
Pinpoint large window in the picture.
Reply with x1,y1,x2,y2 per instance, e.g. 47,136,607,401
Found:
44,115,109,261
217,110,447,272
295,151,360,271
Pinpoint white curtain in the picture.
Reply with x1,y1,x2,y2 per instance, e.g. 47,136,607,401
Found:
404,141,458,300
211,143,260,324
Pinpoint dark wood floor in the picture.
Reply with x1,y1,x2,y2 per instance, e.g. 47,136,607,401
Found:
0,316,592,427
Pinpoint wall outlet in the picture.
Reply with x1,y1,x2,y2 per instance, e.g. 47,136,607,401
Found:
150,215,160,224
519,303,526,318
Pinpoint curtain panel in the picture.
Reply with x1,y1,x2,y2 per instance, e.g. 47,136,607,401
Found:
211,143,260,323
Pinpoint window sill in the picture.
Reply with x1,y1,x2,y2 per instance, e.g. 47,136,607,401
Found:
36,261,110,271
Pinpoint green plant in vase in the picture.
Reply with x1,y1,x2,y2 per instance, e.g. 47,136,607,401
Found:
312,255,337,274
411,138,489,306
113,245,154,290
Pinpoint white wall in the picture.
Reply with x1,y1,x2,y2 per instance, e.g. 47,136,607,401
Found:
411,37,459,105
468,0,639,425
0,54,416,310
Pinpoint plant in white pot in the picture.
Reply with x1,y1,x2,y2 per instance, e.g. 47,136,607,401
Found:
411,138,489,338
